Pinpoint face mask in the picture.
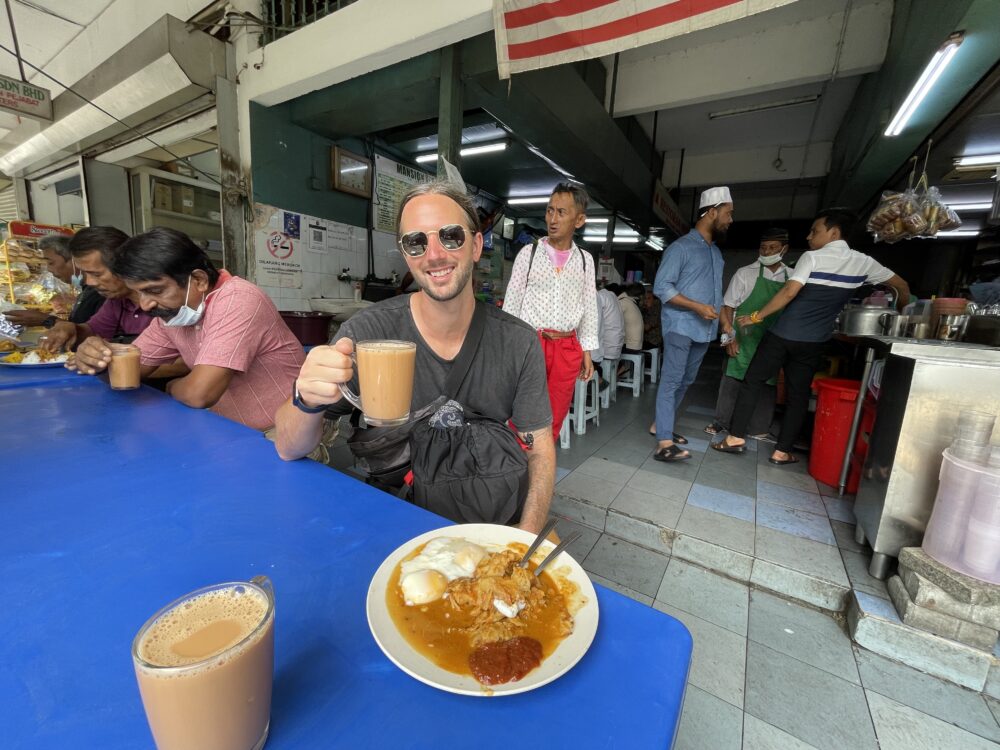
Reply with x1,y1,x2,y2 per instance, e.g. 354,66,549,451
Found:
164,276,206,328
70,262,83,290
759,253,783,266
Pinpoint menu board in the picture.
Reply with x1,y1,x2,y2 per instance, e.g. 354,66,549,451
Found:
374,155,433,234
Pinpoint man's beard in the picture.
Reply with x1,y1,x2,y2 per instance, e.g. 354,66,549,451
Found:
148,306,179,319
711,221,728,243
419,260,473,302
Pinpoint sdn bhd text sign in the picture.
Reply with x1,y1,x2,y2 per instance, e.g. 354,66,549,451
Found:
0,74,52,122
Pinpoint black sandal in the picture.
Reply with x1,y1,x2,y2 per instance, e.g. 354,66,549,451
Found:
704,422,725,435
672,433,688,445
654,444,690,462
768,454,800,465
711,440,746,455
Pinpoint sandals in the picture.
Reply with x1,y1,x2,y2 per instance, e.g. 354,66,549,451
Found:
654,444,690,462
711,440,746,455
648,428,689,445
768,454,800,466
704,422,726,435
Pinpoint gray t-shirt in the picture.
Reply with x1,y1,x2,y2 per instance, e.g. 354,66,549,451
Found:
327,296,552,432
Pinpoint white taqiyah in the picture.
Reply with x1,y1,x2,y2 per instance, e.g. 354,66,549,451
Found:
699,186,733,209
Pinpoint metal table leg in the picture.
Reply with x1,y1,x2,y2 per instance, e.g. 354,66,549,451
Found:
839,346,876,496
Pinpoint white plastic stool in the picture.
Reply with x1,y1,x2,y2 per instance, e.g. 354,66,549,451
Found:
617,352,643,397
643,347,660,384
559,418,571,449
569,376,600,435
599,359,618,409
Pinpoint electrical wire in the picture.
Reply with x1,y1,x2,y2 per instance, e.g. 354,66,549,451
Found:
12,0,84,28
0,40,225,188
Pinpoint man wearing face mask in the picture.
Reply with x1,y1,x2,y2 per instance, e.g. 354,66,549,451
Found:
704,228,790,438
5,234,104,328
71,227,304,431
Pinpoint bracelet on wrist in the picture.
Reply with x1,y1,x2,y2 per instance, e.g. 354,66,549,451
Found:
749,311,762,324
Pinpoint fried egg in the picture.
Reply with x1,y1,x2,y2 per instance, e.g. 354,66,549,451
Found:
399,537,487,605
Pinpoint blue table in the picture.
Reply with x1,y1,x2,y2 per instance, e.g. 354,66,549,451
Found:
1,383,692,749
0,362,82,390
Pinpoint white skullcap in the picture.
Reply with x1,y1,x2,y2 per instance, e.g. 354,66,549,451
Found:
699,186,733,209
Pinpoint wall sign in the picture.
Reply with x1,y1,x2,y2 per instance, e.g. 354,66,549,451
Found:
0,74,52,121
374,155,433,234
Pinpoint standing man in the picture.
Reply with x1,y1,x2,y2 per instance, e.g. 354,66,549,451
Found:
650,187,730,461
275,181,555,533
714,208,910,464
705,228,790,438
503,182,599,442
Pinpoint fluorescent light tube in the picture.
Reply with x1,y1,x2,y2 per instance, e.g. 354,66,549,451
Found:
583,235,639,244
585,218,610,224
885,33,963,137
507,196,550,205
935,230,979,237
415,141,507,164
955,154,1000,167
948,202,992,211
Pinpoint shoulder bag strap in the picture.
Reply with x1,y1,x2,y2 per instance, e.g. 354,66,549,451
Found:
443,301,488,399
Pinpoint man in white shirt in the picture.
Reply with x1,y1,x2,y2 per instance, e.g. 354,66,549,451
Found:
591,284,625,383
705,228,790,438
714,209,910,465
503,183,600,441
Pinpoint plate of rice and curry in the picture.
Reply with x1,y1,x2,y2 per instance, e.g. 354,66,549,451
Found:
366,524,599,696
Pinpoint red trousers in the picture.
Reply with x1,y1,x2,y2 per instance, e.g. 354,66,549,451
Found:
539,332,583,442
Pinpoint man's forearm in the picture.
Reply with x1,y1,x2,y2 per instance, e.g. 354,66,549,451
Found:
721,306,735,332
667,293,705,312
518,430,556,533
274,399,327,460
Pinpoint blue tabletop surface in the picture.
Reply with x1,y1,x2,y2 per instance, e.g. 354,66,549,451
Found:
1,382,691,749
0,361,82,389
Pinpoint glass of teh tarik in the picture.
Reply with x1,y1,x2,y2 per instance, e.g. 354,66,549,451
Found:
131,577,275,750
337,340,416,426
108,343,141,390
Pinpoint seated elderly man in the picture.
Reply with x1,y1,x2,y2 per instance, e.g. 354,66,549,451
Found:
70,228,304,431
591,282,625,390
274,181,555,533
5,234,104,328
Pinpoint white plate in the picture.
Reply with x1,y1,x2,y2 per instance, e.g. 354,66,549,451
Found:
366,523,599,697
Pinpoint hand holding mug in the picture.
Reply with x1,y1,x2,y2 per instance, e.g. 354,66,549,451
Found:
71,336,112,375
295,338,356,409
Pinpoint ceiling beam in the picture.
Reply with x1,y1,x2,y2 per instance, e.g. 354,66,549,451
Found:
663,142,832,188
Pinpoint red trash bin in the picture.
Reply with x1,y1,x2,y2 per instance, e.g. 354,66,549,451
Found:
809,378,861,493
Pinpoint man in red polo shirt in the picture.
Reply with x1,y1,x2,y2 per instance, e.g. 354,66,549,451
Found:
71,228,303,431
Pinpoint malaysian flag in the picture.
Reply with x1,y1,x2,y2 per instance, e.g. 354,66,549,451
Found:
493,0,800,79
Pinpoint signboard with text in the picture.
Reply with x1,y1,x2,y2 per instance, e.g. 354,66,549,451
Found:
652,180,689,239
374,155,433,234
0,74,52,121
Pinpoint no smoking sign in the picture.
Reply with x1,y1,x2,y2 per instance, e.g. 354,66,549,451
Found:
267,231,295,259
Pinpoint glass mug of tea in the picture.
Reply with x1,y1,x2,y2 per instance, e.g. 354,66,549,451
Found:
132,576,275,750
108,343,141,390
337,339,416,426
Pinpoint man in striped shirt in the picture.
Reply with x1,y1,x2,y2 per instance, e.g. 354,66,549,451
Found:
71,228,304,431
714,208,910,465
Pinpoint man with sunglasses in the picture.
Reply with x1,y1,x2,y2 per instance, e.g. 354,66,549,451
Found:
502,183,599,442
274,182,555,534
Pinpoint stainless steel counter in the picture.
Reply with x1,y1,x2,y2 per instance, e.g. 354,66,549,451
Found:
850,335,1000,578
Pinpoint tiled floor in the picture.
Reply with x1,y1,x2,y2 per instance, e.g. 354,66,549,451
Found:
552,353,1000,749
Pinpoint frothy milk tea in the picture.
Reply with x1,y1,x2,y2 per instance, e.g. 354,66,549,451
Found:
108,344,141,390
356,341,416,421
134,584,274,750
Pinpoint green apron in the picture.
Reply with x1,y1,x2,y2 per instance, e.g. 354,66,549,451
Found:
726,263,788,381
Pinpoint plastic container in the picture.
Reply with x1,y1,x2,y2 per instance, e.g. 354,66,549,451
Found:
923,448,1000,585
809,378,862,493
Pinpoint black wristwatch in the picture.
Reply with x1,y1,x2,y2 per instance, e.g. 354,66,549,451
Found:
292,382,328,414
42,315,58,329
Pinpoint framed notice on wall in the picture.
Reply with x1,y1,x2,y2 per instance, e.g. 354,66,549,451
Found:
331,147,373,198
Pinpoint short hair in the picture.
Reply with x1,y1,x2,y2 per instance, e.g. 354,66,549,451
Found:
112,227,219,287
550,182,589,213
815,208,857,239
39,234,71,261
68,226,129,267
604,283,622,295
626,283,645,297
761,227,789,243
396,180,480,232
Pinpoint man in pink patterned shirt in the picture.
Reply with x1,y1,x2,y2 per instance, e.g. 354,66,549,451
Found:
72,228,303,431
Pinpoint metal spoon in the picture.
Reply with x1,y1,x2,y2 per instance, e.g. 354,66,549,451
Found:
517,517,559,568
533,532,581,577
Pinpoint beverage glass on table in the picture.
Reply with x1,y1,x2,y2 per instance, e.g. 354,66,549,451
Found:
132,576,275,750
108,343,141,390
338,339,416,426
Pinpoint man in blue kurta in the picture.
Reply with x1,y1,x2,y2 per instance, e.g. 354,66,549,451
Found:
650,187,731,462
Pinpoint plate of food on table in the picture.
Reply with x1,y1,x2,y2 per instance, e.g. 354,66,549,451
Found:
0,345,73,367
367,523,599,696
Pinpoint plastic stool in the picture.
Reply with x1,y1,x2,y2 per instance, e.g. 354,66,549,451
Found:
617,352,643,397
643,347,660,384
559,418,571,449
569,376,600,435
599,359,618,408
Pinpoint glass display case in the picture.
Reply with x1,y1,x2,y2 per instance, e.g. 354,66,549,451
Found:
130,167,222,265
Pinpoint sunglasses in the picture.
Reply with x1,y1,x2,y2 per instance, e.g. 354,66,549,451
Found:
397,224,470,257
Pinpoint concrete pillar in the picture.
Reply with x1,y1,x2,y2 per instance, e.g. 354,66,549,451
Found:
437,44,462,179
216,73,248,280
12,178,29,220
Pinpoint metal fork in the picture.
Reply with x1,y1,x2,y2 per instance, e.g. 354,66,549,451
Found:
533,532,582,577
518,517,559,568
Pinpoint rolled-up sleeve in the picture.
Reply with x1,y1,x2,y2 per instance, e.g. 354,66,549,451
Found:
723,268,749,309
654,244,684,303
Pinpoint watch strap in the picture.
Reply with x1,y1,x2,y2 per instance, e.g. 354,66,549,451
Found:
292,383,328,414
